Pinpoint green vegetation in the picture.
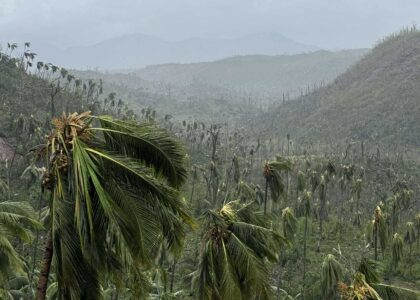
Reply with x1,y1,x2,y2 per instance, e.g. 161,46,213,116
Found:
259,27,420,154
0,28,419,299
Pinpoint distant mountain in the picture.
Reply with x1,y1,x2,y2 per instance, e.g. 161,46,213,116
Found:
133,49,368,96
257,28,420,150
36,33,319,70
71,48,367,121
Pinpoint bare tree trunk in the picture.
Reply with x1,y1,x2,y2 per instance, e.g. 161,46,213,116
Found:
302,214,308,294
264,179,268,215
374,224,378,260
36,230,53,300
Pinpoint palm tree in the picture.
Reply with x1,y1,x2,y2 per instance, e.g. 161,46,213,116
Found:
338,272,382,300
0,201,41,281
390,180,413,233
404,221,416,274
281,207,297,241
277,207,297,298
352,178,363,226
295,171,306,215
262,156,292,214
351,257,420,300
416,213,420,251
193,200,286,300
391,233,403,270
301,190,312,293
320,254,343,299
372,206,387,260
35,112,193,300
317,161,335,251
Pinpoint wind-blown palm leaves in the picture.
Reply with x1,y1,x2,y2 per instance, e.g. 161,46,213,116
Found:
416,213,420,250
301,190,312,292
34,112,193,300
372,206,387,260
321,254,343,299
338,272,382,300
355,257,420,300
352,178,363,226
390,180,413,233
281,207,297,241
262,156,292,214
404,222,416,252
192,201,287,300
391,233,403,270
404,221,416,274
0,201,42,281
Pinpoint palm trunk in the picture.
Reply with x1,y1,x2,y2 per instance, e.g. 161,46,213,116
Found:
374,223,378,260
392,204,396,234
264,179,268,215
302,214,308,294
36,230,53,300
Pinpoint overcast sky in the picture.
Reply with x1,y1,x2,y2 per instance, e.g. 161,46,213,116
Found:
0,0,419,50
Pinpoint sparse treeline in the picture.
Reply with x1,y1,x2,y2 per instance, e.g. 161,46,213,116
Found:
0,42,419,300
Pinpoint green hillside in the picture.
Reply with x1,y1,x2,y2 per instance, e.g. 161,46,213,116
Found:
134,49,368,96
260,28,420,151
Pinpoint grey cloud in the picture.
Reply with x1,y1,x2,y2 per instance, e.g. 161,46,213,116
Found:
1,0,419,51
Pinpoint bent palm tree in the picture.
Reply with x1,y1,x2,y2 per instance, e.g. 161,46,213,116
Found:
321,254,343,299
262,156,292,214
391,233,403,270
372,206,387,260
35,112,193,300
193,200,286,300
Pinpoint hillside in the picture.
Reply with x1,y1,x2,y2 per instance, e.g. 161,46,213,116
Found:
70,49,367,121
134,49,367,96
37,32,318,70
259,28,420,151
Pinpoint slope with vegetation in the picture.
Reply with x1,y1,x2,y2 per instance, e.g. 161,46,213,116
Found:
133,49,367,96
260,27,420,153
70,48,367,121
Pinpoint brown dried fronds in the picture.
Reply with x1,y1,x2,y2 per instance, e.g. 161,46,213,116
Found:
51,111,93,146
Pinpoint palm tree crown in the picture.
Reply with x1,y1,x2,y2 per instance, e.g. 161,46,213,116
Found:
35,111,193,299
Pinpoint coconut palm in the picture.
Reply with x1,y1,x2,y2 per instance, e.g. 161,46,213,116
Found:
301,190,312,293
404,221,416,274
0,201,42,281
390,180,413,233
391,233,403,270
352,178,363,226
338,272,382,300
372,206,387,260
277,207,297,298
281,207,297,241
416,213,420,251
262,156,292,214
355,257,420,300
192,200,286,300
321,254,343,299
34,112,193,300
295,171,306,215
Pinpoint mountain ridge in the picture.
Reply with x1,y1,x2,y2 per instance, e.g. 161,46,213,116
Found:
35,32,319,70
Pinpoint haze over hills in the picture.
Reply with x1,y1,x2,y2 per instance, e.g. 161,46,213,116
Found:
133,49,368,96
70,48,367,120
36,32,319,70
260,28,420,151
